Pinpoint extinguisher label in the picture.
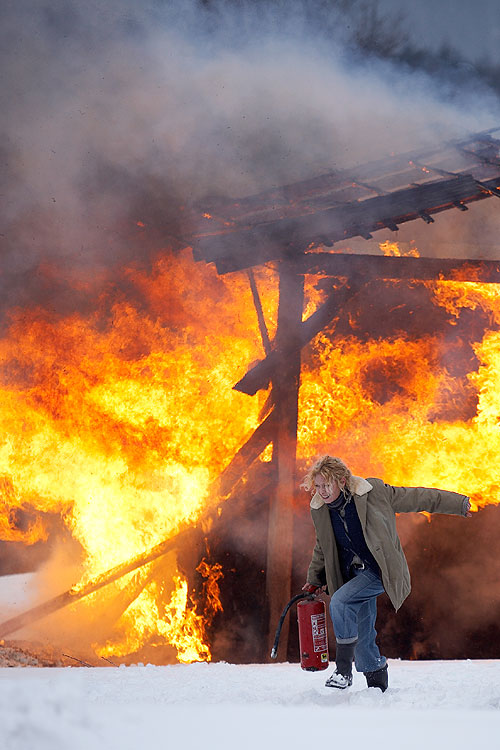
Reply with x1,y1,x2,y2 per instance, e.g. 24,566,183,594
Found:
311,612,327,652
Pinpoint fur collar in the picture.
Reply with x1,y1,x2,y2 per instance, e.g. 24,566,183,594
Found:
310,476,373,509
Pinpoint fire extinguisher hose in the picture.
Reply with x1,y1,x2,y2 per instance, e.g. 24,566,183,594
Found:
270,592,313,659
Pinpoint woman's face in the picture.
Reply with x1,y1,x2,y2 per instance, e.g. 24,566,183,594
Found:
313,474,343,502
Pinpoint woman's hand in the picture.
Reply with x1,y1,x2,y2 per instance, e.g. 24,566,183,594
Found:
302,582,325,594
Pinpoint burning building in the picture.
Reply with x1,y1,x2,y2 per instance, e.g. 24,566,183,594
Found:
1,124,500,666
4,0,500,669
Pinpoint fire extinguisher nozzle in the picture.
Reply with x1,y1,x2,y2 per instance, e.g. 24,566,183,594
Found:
270,647,277,659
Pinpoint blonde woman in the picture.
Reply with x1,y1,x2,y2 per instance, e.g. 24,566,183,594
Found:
302,456,471,692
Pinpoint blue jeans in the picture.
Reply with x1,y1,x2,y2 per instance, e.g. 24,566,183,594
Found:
329,567,387,674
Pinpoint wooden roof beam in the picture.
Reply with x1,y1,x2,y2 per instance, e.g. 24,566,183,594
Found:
295,253,500,280
193,174,500,274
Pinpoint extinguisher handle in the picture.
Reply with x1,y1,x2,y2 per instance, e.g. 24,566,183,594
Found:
270,592,315,659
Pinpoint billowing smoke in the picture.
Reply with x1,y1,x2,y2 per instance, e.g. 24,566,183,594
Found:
2,0,500,315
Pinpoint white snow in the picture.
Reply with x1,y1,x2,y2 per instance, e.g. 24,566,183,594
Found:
0,659,499,750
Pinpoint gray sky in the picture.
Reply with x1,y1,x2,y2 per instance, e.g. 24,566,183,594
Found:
379,0,500,64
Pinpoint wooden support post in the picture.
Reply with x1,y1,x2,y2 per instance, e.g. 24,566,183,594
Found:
266,262,304,659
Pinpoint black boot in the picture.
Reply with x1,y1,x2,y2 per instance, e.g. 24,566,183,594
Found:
325,640,357,689
364,664,388,692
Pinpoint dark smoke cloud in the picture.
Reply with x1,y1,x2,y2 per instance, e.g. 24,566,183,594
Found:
2,0,500,317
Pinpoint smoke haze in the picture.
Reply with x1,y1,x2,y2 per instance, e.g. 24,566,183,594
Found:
2,0,500,314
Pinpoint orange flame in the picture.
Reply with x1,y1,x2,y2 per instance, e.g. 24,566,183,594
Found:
298,270,500,512
0,250,278,661
96,571,212,663
1,241,500,660
379,240,420,257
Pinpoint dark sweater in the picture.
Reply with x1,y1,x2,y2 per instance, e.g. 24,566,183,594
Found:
327,492,380,580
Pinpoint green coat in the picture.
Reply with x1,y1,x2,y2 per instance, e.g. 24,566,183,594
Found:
307,476,468,611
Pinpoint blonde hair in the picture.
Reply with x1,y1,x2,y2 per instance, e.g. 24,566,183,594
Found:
302,455,353,494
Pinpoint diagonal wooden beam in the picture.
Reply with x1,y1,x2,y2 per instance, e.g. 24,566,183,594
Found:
234,281,364,395
213,410,276,498
247,269,272,355
0,413,277,639
0,526,195,639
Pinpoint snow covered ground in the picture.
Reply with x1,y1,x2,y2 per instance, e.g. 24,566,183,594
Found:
0,660,499,750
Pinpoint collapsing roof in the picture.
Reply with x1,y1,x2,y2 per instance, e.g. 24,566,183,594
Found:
191,127,500,274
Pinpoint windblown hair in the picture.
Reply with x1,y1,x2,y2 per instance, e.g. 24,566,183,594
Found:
301,455,353,494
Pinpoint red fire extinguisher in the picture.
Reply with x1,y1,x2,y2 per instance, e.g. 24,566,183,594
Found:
270,592,329,671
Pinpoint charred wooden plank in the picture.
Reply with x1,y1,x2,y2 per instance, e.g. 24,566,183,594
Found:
0,527,194,639
213,410,276,498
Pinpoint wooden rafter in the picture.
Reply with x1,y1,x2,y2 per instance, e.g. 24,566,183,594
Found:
189,128,500,275
194,175,500,274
